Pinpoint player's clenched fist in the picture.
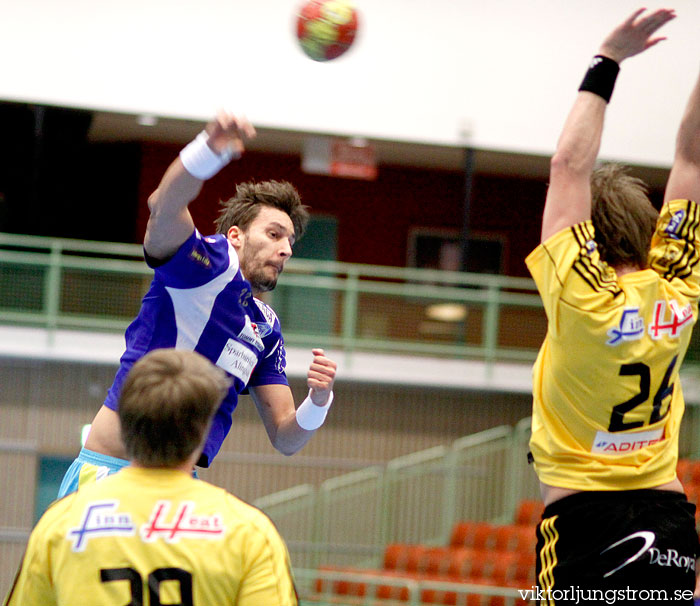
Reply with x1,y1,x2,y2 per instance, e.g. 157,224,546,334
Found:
307,348,337,405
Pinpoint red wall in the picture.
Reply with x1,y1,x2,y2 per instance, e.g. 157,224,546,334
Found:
136,142,549,277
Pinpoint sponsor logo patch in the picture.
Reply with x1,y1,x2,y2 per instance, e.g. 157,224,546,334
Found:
254,321,273,339
188,247,211,268
216,338,258,384
237,315,264,352
592,428,664,454
665,209,686,239
607,308,644,346
648,547,696,573
649,300,693,339
141,501,224,543
601,531,656,578
67,500,225,550
68,501,135,552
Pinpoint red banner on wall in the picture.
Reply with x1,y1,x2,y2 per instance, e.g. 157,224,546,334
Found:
330,139,377,180
302,135,377,180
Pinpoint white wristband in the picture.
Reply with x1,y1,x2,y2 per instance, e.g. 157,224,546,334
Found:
179,131,239,180
296,390,334,431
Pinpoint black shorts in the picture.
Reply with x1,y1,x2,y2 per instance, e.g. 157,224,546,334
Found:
535,490,699,605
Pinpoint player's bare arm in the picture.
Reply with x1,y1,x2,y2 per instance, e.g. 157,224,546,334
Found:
144,112,256,260
665,69,700,205
84,405,127,459
250,348,337,455
541,8,676,242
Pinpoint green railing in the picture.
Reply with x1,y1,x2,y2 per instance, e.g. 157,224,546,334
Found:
253,420,538,572
6,231,700,366
254,420,537,605
256,407,700,571
0,232,546,362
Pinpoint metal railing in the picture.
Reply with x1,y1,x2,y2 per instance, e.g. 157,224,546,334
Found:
0,232,546,363
253,420,538,605
7,231,700,367
253,420,538,572
254,406,700,574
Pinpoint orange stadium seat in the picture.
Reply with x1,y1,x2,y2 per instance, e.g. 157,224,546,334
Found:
315,566,370,597
442,547,480,579
427,546,531,584
375,571,412,602
317,517,540,605
685,483,700,501
317,559,533,606
677,458,690,483
449,521,495,550
468,551,517,584
514,500,544,526
683,483,700,527
384,545,477,577
491,524,536,552
511,554,537,584
678,459,700,489
317,567,416,601
420,547,463,576
384,543,430,572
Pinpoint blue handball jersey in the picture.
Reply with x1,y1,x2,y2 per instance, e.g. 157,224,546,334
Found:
104,230,289,466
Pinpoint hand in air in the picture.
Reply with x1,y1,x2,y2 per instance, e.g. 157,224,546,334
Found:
599,8,676,64
205,111,257,157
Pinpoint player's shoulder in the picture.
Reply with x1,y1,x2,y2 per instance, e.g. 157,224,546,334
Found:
658,199,700,242
527,221,593,266
199,232,228,247
30,487,88,538
151,231,234,281
171,230,229,257
216,488,282,536
194,232,234,260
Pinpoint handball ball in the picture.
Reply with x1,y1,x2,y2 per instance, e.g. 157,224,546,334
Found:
296,0,359,62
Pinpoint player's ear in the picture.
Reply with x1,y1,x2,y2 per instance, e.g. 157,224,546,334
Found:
227,226,244,248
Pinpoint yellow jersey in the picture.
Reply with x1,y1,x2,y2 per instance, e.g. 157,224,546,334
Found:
4,467,298,606
526,199,700,491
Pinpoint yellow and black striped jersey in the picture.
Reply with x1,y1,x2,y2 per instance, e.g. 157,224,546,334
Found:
3,467,298,606
526,199,700,491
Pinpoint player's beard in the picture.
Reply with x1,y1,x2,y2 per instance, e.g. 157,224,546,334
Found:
242,261,280,293
248,271,277,293
238,239,285,294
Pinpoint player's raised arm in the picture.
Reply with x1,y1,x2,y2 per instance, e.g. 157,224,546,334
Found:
665,67,700,205
144,112,256,260
541,8,676,242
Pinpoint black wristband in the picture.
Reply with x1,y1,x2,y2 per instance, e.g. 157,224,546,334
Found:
579,55,620,103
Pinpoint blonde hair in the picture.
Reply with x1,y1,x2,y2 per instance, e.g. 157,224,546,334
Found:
118,349,231,467
591,163,659,269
